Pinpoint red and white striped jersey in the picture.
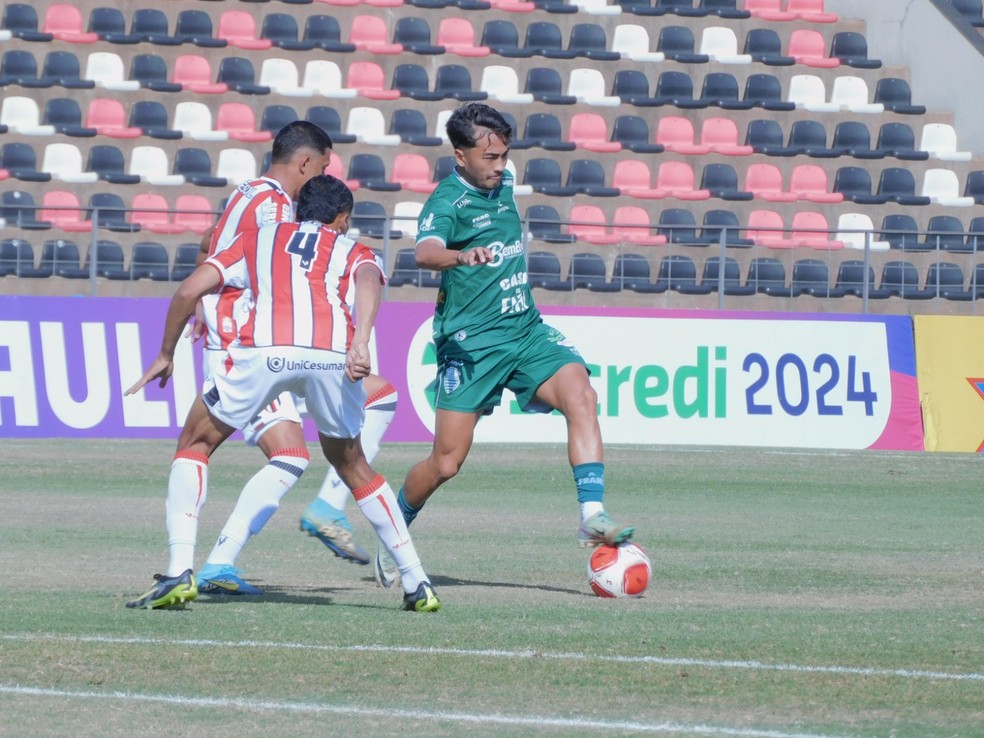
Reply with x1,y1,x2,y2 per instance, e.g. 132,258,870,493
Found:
206,220,384,353
201,177,294,351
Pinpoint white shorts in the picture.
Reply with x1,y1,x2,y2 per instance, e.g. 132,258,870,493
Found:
202,346,366,440
204,348,302,446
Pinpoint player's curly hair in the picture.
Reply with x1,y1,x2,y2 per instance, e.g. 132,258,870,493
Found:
296,175,353,224
271,120,333,163
446,103,513,150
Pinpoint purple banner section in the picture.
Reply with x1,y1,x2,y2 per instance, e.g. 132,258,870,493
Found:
0,296,924,450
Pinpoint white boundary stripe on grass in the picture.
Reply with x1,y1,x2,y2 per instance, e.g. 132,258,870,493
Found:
4,633,984,683
0,684,856,738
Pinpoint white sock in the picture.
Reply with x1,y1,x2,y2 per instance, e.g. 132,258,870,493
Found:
166,451,209,577
316,384,397,509
353,474,426,593
580,501,604,521
205,448,310,568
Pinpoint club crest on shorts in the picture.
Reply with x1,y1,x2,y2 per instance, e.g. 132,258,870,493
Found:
442,360,463,394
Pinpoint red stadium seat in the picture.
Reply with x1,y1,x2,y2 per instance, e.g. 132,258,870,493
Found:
390,152,436,193
348,15,403,54
173,194,216,235
789,164,844,203
790,211,844,249
217,10,273,50
567,113,622,153
655,116,710,155
612,159,662,199
216,102,273,143
346,61,401,100
787,29,840,68
567,204,622,245
85,99,141,139
612,205,668,245
744,162,797,202
172,54,228,94
653,161,710,200
39,190,90,232
436,18,490,57
42,4,98,43
700,117,754,156
786,0,838,22
131,193,185,234
746,209,793,248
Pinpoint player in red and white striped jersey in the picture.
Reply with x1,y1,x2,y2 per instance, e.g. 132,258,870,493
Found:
126,175,440,612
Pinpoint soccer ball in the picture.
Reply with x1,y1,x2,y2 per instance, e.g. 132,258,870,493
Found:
586,542,651,598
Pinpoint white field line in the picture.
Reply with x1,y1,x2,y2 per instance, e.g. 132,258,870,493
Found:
3,633,982,683
0,684,856,738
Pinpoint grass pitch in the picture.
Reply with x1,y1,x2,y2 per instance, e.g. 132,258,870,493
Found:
0,439,981,737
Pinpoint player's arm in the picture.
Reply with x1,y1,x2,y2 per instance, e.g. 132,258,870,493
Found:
345,261,383,382
125,263,223,395
184,225,217,342
416,237,492,270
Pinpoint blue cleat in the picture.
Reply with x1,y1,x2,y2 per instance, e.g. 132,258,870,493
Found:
300,499,371,565
196,563,264,595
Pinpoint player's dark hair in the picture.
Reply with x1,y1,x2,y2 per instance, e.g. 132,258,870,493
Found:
446,103,513,149
270,120,333,163
296,174,353,224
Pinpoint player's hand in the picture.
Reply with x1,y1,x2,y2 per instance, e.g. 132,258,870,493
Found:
345,342,371,382
456,247,493,266
124,355,175,395
183,301,206,343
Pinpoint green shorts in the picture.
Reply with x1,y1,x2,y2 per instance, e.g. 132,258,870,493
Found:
434,321,588,414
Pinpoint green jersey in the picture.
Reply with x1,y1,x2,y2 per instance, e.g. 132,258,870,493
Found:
416,168,541,351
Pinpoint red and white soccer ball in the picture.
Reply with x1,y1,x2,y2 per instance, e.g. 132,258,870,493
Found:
587,541,651,598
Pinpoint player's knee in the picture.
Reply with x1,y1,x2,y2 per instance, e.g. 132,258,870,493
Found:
432,454,464,484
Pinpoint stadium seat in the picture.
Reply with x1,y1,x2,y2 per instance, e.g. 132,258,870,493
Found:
873,77,925,115
173,10,224,47
700,0,749,18
259,58,312,97
41,238,90,278
388,108,442,146
920,123,972,161
787,74,840,112
435,64,487,101
699,163,753,201
8,240,51,278
437,17,490,56
216,148,258,186
744,73,795,111
81,239,128,279
701,118,754,155
390,152,436,192
1,142,49,182
786,120,837,157
527,251,571,290
791,259,838,297
699,25,751,64
481,20,533,57
40,50,94,89
835,212,890,251
612,205,667,245
566,67,619,106
701,255,755,294
567,205,622,245
346,106,400,145
173,194,216,235
173,54,227,94
653,161,710,200
2,4,53,42
42,142,97,183
698,72,753,109
391,63,439,101
611,69,660,106
612,252,664,293
744,0,795,21
0,49,47,87
129,242,172,280
879,213,921,251
216,102,271,143
788,0,838,22
745,118,791,155
835,259,883,298
963,171,984,205
922,168,975,207
746,257,793,297
654,254,710,294
744,163,796,202
217,10,272,50
657,25,709,63
39,190,89,232
924,262,972,301
742,28,794,65
86,144,139,185
129,100,181,140
173,100,226,141
953,0,984,26
480,65,534,104
349,15,402,54
879,260,934,299
0,96,55,136
131,193,184,234
261,12,315,51
652,70,705,108
918,215,966,253
525,204,575,243
524,21,576,58
302,60,356,98
569,252,622,292
746,209,793,248
789,164,844,203
523,158,575,196
878,167,931,206
393,16,444,54
389,248,438,288
347,61,401,100
297,16,350,52
831,120,882,160
830,76,884,114
84,51,139,91
391,200,423,239
789,211,843,249
171,147,223,187
351,201,401,240
655,116,708,155
657,208,698,244
85,98,141,138
129,9,175,45
875,122,928,161
214,57,268,95
524,67,576,105
697,209,754,246
565,159,620,197
611,23,665,61
86,192,136,233
42,4,98,43
787,29,840,68
833,166,885,205
347,153,400,191
612,159,661,198
830,31,881,68
568,22,619,60
610,115,663,154
567,113,621,152
1,190,47,229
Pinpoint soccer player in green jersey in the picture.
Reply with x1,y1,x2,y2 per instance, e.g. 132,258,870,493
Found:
374,102,636,588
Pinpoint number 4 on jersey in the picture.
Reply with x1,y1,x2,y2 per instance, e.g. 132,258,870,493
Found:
286,231,319,270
